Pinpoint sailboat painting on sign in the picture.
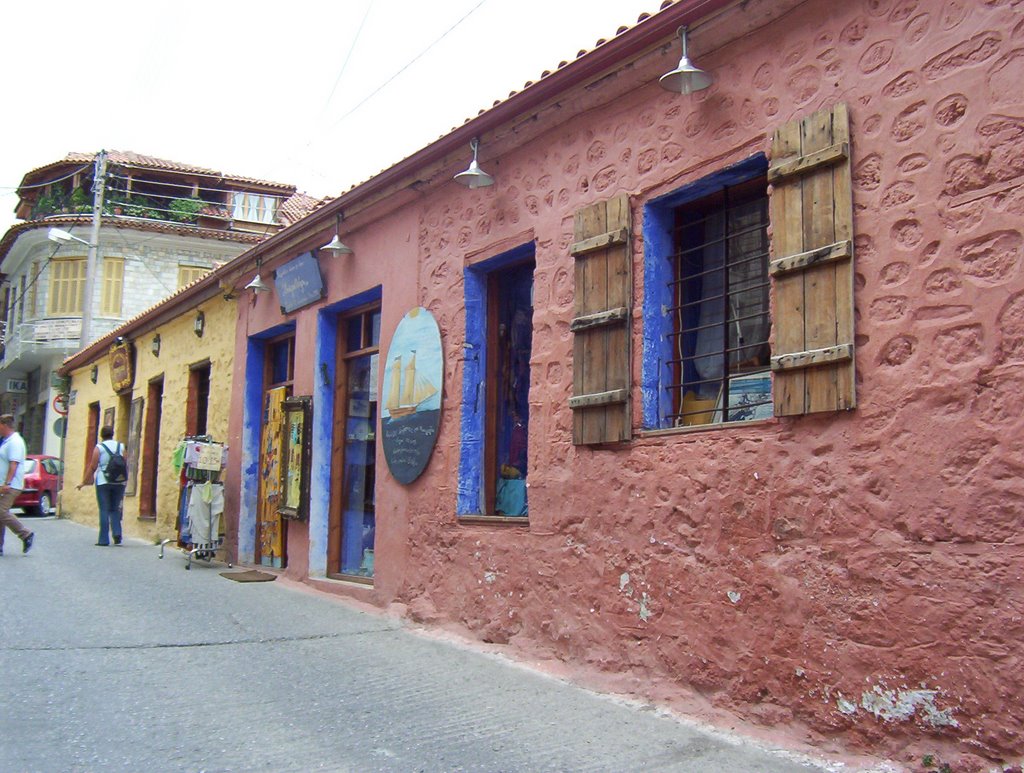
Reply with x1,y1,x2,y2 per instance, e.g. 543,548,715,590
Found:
380,307,443,484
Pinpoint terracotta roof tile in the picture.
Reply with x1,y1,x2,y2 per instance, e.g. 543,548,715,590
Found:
278,192,326,226
20,150,297,192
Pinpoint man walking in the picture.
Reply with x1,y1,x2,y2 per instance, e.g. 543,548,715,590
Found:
0,414,34,555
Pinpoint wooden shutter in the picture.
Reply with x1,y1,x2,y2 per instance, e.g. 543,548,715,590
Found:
102,258,124,316
569,194,632,444
768,103,855,416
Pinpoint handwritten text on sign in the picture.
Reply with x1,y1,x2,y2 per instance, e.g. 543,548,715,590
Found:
274,252,325,313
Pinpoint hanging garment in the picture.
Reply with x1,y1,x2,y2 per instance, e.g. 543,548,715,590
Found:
186,483,224,544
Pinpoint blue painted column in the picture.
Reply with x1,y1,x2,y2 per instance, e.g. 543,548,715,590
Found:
238,336,265,564
308,309,337,577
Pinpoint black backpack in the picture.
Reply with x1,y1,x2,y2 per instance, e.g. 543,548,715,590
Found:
102,441,128,483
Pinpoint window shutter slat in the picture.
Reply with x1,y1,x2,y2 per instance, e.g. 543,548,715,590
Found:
770,103,856,416
572,193,632,444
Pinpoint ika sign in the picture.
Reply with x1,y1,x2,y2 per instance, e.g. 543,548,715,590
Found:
6,379,27,394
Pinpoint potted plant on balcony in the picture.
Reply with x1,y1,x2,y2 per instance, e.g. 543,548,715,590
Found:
169,197,204,224
70,187,91,213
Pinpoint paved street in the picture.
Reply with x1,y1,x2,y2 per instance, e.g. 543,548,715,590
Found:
0,517,847,772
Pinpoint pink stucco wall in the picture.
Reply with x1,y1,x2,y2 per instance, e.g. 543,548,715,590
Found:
227,0,1024,766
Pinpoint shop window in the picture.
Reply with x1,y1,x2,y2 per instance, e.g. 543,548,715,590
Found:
458,245,535,518
669,177,771,425
330,305,381,580
641,103,857,427
267,336,294,389
48,258,86,315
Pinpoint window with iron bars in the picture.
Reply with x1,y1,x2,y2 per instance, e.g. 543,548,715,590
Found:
666,177,771,426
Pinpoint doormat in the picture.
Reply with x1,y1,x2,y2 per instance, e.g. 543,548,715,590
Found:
220,570,277,583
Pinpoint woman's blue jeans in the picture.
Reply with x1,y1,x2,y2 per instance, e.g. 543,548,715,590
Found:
96,484,126,545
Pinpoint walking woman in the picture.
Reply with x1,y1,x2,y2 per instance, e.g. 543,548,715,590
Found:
77,426,127,546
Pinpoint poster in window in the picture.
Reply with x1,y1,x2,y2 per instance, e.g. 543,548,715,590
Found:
717,373,773,423
380,307,443,485
279,396,311,520
125,397,143,497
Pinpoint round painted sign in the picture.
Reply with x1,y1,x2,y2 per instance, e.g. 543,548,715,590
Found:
380,307,443,485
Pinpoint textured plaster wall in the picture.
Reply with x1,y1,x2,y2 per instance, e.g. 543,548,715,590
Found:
392,0,1024,766
226,206,421,595
62,297,236,544
226,0,1023,765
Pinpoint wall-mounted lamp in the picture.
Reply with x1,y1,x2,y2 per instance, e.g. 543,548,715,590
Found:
659,26,712,94
320,214,354,256
194,311,205,338
90,365,98,383
151,334,161,357
453,137,495,188
245,274,271,294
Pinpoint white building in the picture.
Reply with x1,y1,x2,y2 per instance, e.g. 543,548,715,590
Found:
0,150,319,456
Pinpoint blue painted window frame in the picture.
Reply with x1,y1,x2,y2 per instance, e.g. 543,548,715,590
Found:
640,154,769,430
457,242,535,515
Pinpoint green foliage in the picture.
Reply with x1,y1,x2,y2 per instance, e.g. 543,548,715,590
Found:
123,196,158,220
168,197,204,223
70,187,90,213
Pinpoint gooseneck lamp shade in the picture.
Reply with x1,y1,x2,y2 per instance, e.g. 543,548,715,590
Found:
453,137,495,189
659,26,712,94
245,273,271,294
321,234,354,256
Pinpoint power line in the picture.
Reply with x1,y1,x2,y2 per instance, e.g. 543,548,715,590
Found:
0,163,93,193
320,0,377,118
325,0,491,132
104,172,288,201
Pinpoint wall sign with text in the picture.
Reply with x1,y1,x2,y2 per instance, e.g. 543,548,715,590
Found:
274,252,325,314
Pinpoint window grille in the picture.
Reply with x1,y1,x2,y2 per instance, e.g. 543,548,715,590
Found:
666,178,771,426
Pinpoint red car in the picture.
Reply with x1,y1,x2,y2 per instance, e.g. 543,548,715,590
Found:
14,455,62,516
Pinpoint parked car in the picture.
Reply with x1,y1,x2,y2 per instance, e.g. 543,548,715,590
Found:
14,455,62,516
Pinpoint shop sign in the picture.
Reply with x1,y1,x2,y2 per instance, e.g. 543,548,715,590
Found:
109,339,135,393
380,307,443,485
273,252,324,314
6,379,27,393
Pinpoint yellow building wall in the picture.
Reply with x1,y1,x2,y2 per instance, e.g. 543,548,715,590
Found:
61,297,236,544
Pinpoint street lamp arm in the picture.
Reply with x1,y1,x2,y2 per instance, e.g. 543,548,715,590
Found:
47,227,92,247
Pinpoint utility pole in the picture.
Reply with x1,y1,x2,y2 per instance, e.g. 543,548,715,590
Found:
80,150,107,348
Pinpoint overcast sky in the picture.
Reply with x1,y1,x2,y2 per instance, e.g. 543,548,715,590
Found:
1,0,662,232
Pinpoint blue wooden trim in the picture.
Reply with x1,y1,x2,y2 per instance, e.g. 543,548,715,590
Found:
457,244,534,515
238,336,266,564
309,312,336,577
310,286,381,575
640,154,768,429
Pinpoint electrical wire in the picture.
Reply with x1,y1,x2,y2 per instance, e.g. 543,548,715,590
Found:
321,0,376,118
1,242,63,338
104,172,286,201
325,0,491,132
0,163,93,193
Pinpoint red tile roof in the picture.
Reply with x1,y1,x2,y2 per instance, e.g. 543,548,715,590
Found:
19,150,298,193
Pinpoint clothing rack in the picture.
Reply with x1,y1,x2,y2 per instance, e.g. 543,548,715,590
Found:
158,434,230,569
